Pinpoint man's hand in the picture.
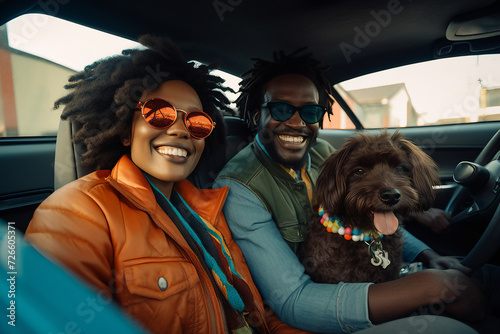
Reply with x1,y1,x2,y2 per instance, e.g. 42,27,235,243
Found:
411,208,451,233
427,269,487,322
368,269,487,324
416,249,472,275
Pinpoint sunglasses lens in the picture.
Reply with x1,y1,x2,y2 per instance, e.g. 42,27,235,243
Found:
142,99,176,129
267,102,324,123
268,103,293,122
185,111,214,139
300,105,325,123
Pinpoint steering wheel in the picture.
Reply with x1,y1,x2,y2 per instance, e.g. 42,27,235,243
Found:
444,130,500,272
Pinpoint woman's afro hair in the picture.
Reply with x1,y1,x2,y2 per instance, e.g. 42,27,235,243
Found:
55,34,234,171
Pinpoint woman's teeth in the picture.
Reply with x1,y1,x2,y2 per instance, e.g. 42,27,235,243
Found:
278,135,305,143
156,146,188,157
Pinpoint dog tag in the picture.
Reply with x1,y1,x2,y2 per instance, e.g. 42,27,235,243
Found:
371,249,391,269
368,239,391,269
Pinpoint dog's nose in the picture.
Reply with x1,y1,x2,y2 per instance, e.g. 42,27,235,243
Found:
379,188,401,206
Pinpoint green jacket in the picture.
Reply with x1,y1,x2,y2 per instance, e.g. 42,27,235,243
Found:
216,137,334,253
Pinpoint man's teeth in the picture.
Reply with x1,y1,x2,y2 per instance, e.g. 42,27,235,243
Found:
156,146,188,157
279,135,304,143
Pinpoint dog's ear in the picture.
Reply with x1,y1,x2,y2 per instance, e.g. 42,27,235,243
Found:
395,134,440,210
317,141,353,212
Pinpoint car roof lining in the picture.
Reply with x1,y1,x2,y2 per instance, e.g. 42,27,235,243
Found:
1,0,500,84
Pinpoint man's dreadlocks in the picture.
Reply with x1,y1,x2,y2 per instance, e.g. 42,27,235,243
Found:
236,48,334,132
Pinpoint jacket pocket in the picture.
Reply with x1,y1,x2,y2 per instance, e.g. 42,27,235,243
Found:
276,220,305,243
123,257,199,303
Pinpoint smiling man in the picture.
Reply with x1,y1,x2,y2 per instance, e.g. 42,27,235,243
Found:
216,57,335,253
214,50,487,333
258,74,323,169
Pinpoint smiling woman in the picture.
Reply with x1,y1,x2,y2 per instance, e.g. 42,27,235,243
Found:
124,81,207,197
22,34,300,334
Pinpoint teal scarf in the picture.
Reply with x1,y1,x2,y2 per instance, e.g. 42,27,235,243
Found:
147,179,245,312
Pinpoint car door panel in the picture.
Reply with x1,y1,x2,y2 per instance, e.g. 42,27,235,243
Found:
0,138,56,233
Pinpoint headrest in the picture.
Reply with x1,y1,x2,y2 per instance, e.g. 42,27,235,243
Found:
53,119,93,190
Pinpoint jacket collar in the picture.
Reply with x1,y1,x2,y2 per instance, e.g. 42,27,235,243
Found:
106,155,228,225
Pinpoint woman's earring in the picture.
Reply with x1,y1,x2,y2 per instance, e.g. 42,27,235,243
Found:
121,136,131,147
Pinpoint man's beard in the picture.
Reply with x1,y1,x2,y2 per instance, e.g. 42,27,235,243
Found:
258,128,317,170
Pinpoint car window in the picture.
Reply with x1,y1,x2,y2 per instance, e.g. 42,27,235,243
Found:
324,54,500,129
0,14,239,137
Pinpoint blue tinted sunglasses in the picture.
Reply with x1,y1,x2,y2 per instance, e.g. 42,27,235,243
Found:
261,102,327,124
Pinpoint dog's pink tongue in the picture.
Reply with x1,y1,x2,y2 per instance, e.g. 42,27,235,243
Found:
372,211,399,235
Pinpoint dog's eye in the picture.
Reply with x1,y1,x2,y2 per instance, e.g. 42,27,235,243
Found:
396,165,410,174
354,168,365,176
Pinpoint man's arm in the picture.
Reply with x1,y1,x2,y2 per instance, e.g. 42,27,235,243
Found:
402,214,471,274
215,179,487,331
401,228,431,262
215,178,373,333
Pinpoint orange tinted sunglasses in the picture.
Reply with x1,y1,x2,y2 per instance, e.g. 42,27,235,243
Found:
136,98,216,139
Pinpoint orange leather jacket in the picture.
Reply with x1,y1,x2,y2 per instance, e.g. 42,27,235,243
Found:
26,155,307,334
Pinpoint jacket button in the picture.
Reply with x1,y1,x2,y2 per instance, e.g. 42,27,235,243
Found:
158,277,168,291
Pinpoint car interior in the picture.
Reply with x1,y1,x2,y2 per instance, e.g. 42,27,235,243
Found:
1,0,500,330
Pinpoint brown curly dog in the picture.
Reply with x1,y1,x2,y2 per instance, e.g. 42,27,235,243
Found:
300,131,440,284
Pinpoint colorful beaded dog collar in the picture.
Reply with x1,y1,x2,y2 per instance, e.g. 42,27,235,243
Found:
318,205,391,269
318,206,383,242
